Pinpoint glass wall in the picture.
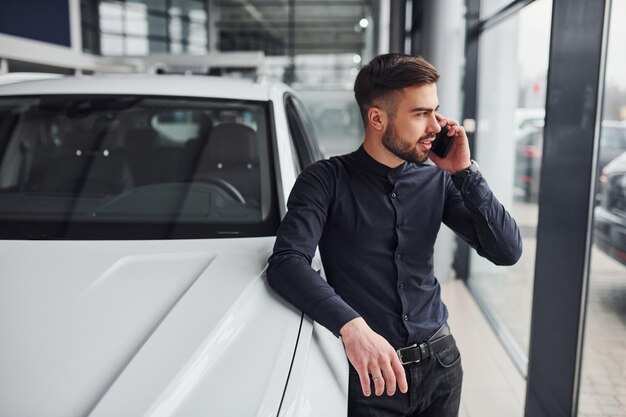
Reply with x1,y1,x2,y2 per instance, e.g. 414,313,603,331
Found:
469,0,552,370
579,0,626,414
480,0,514,18
81,0,208,56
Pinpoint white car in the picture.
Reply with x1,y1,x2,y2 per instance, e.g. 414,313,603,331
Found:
0,75,348,416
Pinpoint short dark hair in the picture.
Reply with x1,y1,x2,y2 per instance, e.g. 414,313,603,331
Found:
354,53,440,123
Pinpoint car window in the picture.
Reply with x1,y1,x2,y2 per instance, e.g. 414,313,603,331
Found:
0,95,279,239
285,95,323,168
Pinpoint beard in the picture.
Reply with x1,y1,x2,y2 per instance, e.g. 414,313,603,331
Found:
382,124,430,164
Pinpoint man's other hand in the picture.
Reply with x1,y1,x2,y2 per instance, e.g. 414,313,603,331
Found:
340,317,408,397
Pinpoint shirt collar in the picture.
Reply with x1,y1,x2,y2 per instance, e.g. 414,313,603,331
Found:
352,145,409,179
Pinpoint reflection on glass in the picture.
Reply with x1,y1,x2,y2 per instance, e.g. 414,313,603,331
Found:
101,34,124,56
124,6,148,36
470,0,552,372
126,37,149,55
147,14,168,38
480,0,515,18
0,96,275,238
99,2,124,33
579,0,626,415
93,0,207,56
170,15,183,40
171,42,183,54
149,40,168,54
187,44,207,55
189,9,207,23
127,0,167,8
171,0,205,15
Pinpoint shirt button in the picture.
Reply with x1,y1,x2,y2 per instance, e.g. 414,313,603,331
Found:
396,253,401,259
399,283,405,290
390,192,397,198
403,315,409,321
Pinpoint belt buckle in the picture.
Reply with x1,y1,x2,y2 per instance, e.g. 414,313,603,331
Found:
396,343,420,365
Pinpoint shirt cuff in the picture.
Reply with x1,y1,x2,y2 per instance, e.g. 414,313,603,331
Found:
451,171,490,206
311,295,361,338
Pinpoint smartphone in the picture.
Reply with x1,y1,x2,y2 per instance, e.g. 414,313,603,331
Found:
430,126,455,158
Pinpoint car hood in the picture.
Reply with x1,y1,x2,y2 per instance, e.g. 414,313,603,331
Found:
0,238,301,417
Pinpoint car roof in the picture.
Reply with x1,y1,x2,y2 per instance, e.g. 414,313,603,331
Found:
0,74,279,101
0,73,65,86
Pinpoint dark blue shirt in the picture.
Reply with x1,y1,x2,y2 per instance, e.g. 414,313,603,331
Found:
267,146,522,349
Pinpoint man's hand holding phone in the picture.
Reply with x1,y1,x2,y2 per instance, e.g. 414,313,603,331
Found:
428,114,472,174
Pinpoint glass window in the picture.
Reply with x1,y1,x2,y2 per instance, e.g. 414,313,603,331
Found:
579,0,626,415
99,1,124,33
0,96,278,239
189,23,207,43
170,41,183,54
480,0,515,18
470,0,552,371
149,39,169,53
89,0,208,56
127,0,167,9
81,0,95,25
169,15,183,40
125,36,149,55
170,0,205,16
187,43,208,54
124,5,148,36
189,8,207,24
147,14,168,38
101,33,124,55
81,27,98,54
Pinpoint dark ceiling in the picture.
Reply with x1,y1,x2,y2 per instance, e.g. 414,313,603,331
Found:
215,0,373,56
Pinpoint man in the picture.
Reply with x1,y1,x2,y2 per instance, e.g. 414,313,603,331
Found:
267,53,522,417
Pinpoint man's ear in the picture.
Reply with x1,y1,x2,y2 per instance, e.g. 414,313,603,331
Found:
367,107,387,132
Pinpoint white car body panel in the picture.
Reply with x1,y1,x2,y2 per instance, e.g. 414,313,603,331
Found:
279,320,349,417
0,238,304,416
0,75,270,101
0,75,347,416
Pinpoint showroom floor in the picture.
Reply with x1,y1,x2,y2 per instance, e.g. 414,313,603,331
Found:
441,280,526,417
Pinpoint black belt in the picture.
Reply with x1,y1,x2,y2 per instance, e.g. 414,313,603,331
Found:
396,323,453,365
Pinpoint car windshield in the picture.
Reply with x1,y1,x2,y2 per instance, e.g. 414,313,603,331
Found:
0,95,279,239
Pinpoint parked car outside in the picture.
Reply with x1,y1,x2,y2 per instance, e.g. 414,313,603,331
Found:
514,120,626,202
514,126,543,201
0,74,348,416
595,151,626,266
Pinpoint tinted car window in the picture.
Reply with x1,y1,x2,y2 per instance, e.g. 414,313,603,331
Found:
0,95,279,239
285,95,323,168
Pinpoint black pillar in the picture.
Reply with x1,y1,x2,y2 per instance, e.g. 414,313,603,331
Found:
409,0,424,55
524,0,609,416
456,0,481,281
389,0,406,53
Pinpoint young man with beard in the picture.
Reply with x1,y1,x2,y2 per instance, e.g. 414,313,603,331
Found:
267,53,522,416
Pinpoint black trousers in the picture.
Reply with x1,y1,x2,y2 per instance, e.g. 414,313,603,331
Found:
347,336,463,417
